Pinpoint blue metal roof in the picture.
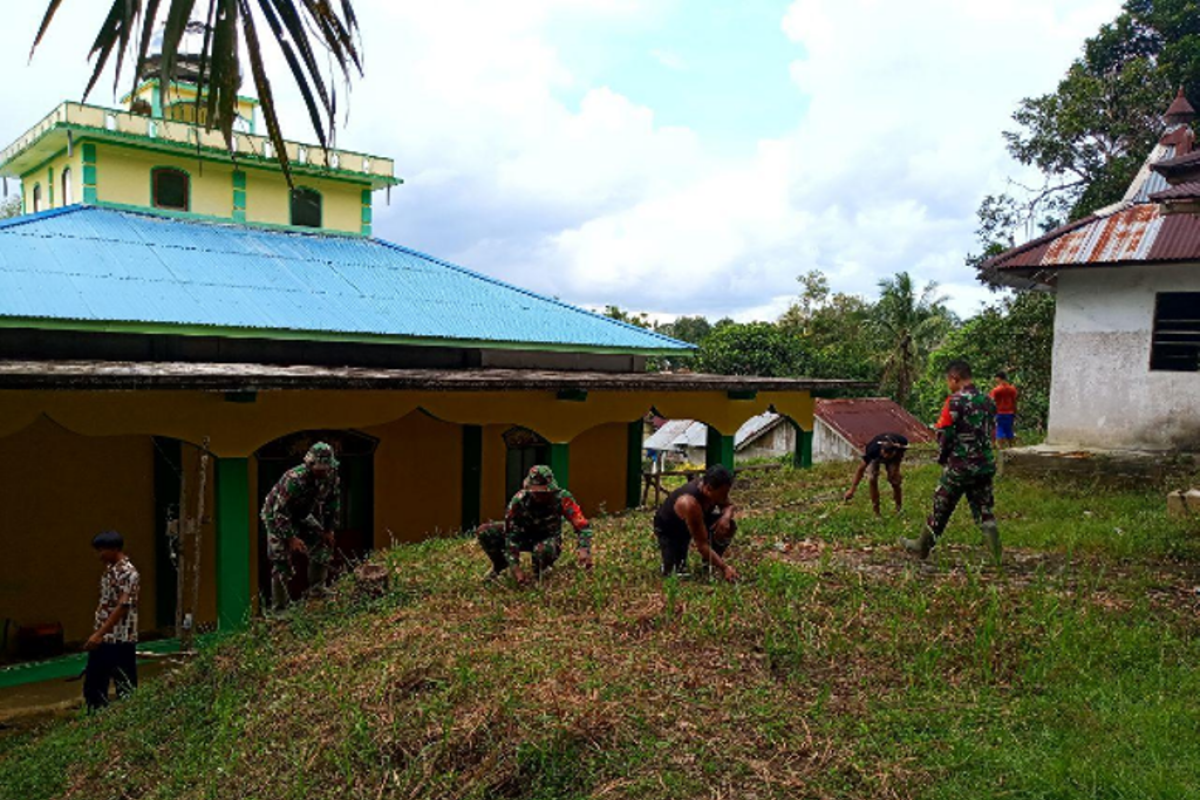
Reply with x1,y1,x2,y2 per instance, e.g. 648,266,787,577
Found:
0,205,690,353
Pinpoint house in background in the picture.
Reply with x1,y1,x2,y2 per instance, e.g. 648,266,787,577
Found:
644,412,799,466
0,28,853,683
985,90,1200,453
812,398,936,462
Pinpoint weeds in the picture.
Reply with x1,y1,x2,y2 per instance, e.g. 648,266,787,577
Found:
2,464,1199,799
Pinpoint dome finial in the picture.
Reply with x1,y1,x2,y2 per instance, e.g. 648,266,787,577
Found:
1165,87,1196,127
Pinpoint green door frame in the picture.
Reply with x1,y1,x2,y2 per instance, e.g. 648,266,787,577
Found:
705,427,735,471
214,458,251,631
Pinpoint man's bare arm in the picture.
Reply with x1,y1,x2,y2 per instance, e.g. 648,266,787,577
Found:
845,462,867,500
676,495,736,580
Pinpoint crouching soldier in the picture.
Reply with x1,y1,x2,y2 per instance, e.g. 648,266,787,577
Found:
653,464,738,581
261,442,342,612
477,466,594,585
902,360,1001,564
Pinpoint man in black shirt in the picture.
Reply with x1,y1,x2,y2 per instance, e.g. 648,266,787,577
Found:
653,464,738,581
844,433,909,516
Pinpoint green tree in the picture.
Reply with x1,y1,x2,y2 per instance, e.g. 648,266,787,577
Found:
873,272,955,406
0,196,20,219
779,270,880,384
602,305,654,330
32,1,362,183
915,292,1056,433
696,322,809,377
659,315,711,344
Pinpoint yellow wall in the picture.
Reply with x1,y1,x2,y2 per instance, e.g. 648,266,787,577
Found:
0,419,157,643
244,169,364,233
363,411,464,543
570,422,629,518
20,149,83,212
480,423,511,523
96,143,237,219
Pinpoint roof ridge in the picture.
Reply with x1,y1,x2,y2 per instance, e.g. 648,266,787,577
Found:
370,238,693,350
0,203,88,231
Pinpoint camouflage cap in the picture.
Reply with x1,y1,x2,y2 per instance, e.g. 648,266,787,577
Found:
523,465,559,492
304,442,340,470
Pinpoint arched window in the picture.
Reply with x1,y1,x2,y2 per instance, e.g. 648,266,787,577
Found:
31,184,41,213
502,427,550,501
290,187,322,228
152,167,189,211
61,167,74,206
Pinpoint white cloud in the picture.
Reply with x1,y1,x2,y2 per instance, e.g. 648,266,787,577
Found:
0,0,1123,323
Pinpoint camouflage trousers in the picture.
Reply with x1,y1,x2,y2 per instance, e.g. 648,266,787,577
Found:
926,470,996,540
476,521,561,573
265,525,333,580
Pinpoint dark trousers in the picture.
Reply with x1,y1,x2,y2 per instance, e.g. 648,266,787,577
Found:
656,516,736,576
84,642,138,711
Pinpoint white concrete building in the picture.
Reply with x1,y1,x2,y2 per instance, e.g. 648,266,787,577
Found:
986,90,1200,452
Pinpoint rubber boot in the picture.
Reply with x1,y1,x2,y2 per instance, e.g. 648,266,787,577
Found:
900,527,936,560
306,562,330,598
270,574,291,615
980,520,1002,565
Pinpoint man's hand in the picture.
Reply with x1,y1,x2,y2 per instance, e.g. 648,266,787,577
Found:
577,547,593,570
84,633,103,651
512,567,531,587
322,531,336,548
288,537,308,555
721,563,739,582
712,517,732,539
843,489,855,502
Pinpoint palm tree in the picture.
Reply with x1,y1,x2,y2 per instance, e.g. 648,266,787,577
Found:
31,0,361,185
874,272,955,406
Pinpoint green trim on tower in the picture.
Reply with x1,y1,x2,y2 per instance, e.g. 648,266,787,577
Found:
361,188,372,236
626,419,644,509
82,143,98,203
232,170,247,222
215,457,251,631
549,443,570,490
462,425,483,531
706,427,735,471
46,167,54,208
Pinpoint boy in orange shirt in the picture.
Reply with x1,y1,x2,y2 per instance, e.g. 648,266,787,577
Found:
989,372,1019,449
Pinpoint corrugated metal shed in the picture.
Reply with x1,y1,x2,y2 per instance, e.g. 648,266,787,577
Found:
643,412,787,453
814,398,935,453
0,205,690,353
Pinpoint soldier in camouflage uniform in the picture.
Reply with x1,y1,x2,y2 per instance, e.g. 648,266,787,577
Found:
261,442,342,611
476,465,594,585
902,360,1002,563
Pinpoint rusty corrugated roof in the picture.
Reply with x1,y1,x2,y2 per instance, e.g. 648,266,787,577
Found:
814,398,935,453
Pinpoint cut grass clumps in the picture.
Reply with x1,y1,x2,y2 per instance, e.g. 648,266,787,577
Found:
2,463,1199,799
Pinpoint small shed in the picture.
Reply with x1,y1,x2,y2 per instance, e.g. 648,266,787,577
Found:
813,398,936,462
644,412,797,465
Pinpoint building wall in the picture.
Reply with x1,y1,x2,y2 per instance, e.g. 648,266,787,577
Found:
1048,264,1200,450
0,419,159,643
363,411,465,544
20,149,83,212
813,420,859,463
738,423,796,461
570,422,628,518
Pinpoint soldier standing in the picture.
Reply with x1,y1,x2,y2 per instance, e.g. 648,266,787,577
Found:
902,360,1001,563
261,442,342,611
476,465,594,585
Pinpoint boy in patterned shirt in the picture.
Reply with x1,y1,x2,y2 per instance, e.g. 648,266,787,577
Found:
84,530,140,710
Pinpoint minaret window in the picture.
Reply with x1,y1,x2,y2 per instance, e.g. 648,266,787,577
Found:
31,184,42,213
291,187,322,228
61,168,73,205
152,168,190,211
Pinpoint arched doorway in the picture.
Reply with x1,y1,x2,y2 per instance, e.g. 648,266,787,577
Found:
255,429,378,603
502,426,549,501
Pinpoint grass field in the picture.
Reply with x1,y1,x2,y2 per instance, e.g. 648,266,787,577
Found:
2,462,1199,800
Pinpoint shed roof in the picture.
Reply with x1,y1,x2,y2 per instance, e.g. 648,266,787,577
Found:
643,412,788,453
0,205,689,355
814,397,935,452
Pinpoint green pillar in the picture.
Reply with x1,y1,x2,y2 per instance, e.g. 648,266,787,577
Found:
461,425,483,531
706,426,735,471
549,442,570,489
214,457,251,631
626,419,644,509
799,428,814,469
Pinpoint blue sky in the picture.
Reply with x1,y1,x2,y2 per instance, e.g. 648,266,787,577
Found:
0,0,1124,321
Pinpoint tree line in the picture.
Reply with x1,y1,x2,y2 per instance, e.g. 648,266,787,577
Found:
605,271,1056,433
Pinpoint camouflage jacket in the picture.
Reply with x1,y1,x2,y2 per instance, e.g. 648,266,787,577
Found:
504,489,592,563
936,384,997,477
261,465,341,539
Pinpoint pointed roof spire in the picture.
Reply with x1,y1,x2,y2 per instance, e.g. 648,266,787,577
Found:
1165,87,1196,127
